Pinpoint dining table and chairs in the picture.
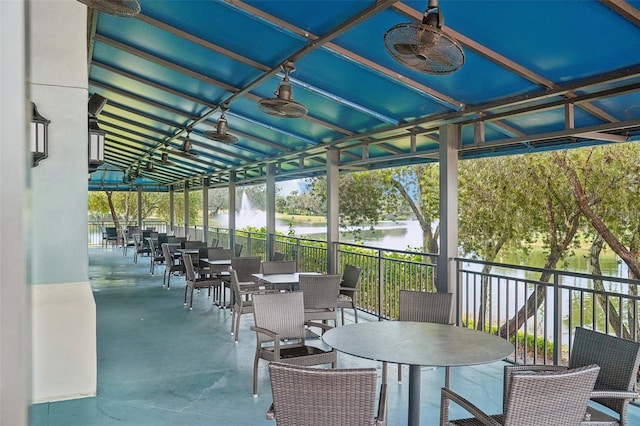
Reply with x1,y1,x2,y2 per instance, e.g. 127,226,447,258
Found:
394,290,454,383
322,321,515,426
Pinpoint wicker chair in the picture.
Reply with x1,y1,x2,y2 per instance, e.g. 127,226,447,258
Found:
230,268,278,344
184,240,206,249
148,238,165,275
104,226,118,248
396,290,453,382
299,274,341,328
337,265,362,325
161,243,184,289
182,253,219,310
205,248,234,301
231,256,262,285
250,291,337,397
261,260,296,274
224,256,262,304
259,261,298,290
272,251,285,261
441,364,601,425
268,362,387,426
121,226,138,256
504,327,640,426
132,232,150,264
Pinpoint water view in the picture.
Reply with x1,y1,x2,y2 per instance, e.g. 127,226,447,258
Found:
211,193,627,279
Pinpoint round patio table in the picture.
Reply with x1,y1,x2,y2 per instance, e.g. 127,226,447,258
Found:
322,321,514,426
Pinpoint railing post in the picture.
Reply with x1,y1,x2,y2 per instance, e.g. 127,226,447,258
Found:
378,249,384,320
455,259,461,327
553,272,562,365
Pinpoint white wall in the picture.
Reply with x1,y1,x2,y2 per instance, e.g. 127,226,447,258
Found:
1,0,30,423
30,0,96,402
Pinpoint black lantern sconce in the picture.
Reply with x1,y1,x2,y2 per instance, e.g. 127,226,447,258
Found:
31,102,50,167
88,93,107,173
88,115,105,173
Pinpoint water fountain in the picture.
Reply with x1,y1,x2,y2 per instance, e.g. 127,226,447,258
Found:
236,191,265,228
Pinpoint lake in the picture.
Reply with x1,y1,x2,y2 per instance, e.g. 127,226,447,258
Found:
210,212,627,278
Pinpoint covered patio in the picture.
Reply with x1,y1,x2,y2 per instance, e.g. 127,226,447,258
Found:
2,0,640,424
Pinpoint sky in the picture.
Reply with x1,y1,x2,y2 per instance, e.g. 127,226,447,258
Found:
277,178,306,196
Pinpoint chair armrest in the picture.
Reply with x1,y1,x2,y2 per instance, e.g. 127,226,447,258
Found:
240,287,281,296
440,387,500,426
304,321,334,331
338,286,357,294
250,325,279,340
590,389,639,400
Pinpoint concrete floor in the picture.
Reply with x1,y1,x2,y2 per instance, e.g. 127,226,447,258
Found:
30,247,639,425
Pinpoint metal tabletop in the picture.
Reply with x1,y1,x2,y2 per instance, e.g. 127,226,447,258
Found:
251,272,322,290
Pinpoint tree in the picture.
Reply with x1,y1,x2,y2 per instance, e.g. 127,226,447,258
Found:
208,188,228,215
498,151,584,338
158,191,201,224
458,156,537,329
554,144,640,338
381,165,439,253
88,190,164,225
308,172,390,241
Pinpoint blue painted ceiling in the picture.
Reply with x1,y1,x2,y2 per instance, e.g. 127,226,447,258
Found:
86,0,640,191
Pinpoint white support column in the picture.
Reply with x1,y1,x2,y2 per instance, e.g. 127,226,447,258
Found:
184,185,190,239
438,124,460,295
169,186,174,234
29,0,96,403
169,185,176,231
1,0,29,422
202,179,209,244
228,172,236,248
326,148,340,274
266,164,276,258
137,186,143,229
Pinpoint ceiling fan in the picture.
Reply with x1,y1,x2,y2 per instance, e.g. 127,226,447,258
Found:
258,61,308,118
383,0,464,74
76,0,140,17
204,104,238,144
176,129,198,158
158,151,176,166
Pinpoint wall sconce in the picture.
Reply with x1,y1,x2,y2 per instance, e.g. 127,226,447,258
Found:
31,102,50,167
88,115,105,173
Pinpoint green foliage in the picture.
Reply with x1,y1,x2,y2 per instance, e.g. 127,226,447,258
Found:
88,190,199,226
463,318,557,360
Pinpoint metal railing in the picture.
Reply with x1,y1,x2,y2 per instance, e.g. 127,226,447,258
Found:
456,257,640,365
